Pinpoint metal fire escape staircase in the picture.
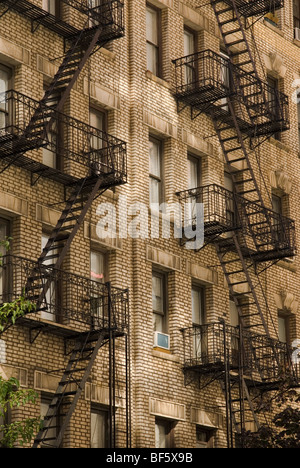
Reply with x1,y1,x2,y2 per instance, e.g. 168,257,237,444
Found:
0,1,129,448
174,0,296,445
208,0,289,335
209,0,294,444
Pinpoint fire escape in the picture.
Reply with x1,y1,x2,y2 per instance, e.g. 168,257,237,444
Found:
173,0,299,447
0,1,130,448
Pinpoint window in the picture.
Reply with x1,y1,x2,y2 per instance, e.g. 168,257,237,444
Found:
278,312,289,343
297,100,300,152
272,192,282,216
192,286,205,326
186,155,201,222
294,0,300,29
0,64,12,133
183,28,196,86
90,250,106,284
91,406,109,448
155,419,174,448
149,137,163,207
187,155,201,190
89,108,107,175
224,172,235,226
267,76,281,140
42,0,59,16
229,299,240,365
42,88,59,169
152,271,167,334
146,5,161,76
192,286,206,360
90,251,107,327
196,427,214,448
0,218,10,301
41,234,58,322
89,0,102,27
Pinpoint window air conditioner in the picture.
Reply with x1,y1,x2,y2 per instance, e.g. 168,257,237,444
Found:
153,331,170,350
295,28,300,41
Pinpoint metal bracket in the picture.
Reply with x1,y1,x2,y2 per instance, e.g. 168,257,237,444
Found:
29,325,45,344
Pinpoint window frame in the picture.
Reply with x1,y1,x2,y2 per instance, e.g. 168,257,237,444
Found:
294,0,300,28
196,426,214,448
42,0,60,17
90,404,109,449
149,136,163,207
155,418,175,448
191,284,205,327
146,3,162,77
183,27,197,87
0,63,13,133
0,217,11,302
90,249,107,284
152,270,168,334
187,154,201,190
278,311,290,344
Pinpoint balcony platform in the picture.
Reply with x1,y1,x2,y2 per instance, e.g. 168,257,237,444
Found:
173,49,290,136
0,0,125,43
0,255,129,337
182,323,300,389
220,0,284,18
0,90,127,188
176,184,296,262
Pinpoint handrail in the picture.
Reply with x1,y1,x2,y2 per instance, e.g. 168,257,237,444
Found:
0,89,127,182
0,254,129,331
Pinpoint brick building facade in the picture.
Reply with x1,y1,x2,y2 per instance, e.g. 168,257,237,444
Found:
0,0,299,449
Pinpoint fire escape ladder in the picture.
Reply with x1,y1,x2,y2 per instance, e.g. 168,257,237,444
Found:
220,321,260,447
215,233,284,379
32,330,107,448
25,177,107,311
41,24,104,113
210,0,261,80
215,234,270,337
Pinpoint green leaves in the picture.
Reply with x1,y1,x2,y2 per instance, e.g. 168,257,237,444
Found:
0,295,37,333
0,237,12,267
0,377,41,448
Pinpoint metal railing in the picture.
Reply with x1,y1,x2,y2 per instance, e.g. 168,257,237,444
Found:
0,0,124,40
182,322,299,384
0,255,129,332
234,67,290,136
172,49,233,108
176,184,296,259
221,0,284,18
0,90,127,183
172,49,290,135
176,183,240,236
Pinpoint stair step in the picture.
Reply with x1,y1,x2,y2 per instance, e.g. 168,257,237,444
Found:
223,28,242,36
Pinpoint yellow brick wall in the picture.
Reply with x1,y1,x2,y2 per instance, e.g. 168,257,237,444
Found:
0,0,299,449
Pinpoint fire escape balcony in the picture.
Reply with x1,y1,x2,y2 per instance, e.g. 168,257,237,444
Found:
220,0,285,18
0,254,129,338
181,323,300,389
172,49,290,137
0,0,124,42
172,50,235,116
176,184,296,261
0,90,127,187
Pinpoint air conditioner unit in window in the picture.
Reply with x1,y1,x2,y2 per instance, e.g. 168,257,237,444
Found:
295,28,300,41
153,331,170,350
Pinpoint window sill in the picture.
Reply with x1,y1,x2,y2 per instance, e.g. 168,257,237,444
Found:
293,38,300,48
152,348,180,363
263,19,284,37
145,70,171,89
276,258,297,273
268,137,292,154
